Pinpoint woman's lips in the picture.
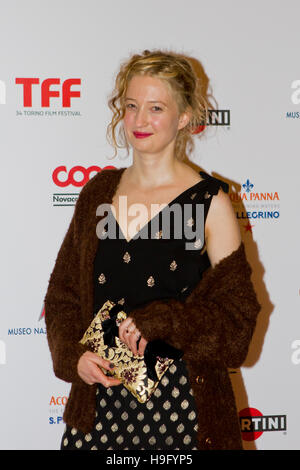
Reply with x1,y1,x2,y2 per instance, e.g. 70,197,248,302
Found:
133,131,153,139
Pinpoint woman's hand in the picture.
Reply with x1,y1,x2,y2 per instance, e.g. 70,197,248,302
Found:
77,351,122,387
119,317,148,356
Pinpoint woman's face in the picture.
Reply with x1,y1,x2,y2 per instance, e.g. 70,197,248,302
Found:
123,74,189,157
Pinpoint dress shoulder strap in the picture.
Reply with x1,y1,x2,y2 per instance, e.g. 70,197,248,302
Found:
199,171,229,195
194,171,230,227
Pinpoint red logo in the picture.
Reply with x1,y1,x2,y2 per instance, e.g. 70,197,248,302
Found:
191,124,206,134
239,408,287,441
15,78,81,107
239,408,263,441
39,305,45,321
52,165,116,187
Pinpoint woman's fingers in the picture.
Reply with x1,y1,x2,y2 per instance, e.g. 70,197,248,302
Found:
77,322,149,387
137,337,148,357
118,317,145,355
119,317,134,343
128,329,142,356
77,351,122,387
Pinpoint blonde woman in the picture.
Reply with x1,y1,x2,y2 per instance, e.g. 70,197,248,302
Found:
44,50,260,450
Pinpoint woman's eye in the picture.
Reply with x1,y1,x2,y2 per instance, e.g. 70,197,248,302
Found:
125,103,162,112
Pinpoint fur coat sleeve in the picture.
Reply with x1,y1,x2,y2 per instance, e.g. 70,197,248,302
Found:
129,241,261,369
44,189,90,384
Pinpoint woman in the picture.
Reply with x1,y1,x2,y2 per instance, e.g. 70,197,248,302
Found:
44,49,260,450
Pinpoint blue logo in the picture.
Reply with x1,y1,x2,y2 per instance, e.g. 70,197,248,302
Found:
242,179,254,193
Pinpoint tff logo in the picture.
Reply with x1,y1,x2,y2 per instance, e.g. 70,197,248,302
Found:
52,165,116,187
15,78,81,107
239,408,287,441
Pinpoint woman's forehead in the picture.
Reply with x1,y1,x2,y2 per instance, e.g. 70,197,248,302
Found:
126,75,174,103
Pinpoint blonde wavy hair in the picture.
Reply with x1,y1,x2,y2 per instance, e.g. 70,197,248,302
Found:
106,49,214,160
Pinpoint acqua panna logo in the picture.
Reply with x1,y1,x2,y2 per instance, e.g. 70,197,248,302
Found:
229,178,280,233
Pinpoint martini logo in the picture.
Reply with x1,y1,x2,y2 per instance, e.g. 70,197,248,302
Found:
239,408,287,441
207,109,230,126
192,109,230,134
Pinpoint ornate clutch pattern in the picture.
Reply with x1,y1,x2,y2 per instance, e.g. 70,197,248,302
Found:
79,300,179,403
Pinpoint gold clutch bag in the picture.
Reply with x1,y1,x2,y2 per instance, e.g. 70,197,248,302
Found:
79,299,183,403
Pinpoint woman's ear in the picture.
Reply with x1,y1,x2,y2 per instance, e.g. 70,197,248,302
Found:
178,110,191,130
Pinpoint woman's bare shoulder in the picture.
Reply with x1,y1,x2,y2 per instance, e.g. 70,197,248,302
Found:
205,188,242,268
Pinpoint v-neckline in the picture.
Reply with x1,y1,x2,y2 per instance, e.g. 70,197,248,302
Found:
109,173,209,244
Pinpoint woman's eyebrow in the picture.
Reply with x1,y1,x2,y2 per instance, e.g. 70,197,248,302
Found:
125,97,167,105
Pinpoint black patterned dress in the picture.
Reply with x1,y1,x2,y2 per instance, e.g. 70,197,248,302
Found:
61,171,229,450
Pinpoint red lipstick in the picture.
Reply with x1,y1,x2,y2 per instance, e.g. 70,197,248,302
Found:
133,132,153,139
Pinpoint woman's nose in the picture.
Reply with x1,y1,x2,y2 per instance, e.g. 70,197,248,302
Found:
135,108,148,127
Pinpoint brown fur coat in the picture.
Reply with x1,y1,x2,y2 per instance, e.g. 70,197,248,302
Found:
44,167,261,450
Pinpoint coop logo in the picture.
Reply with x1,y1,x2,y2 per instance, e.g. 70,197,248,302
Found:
52,165,117,207
239,408,287,441
53,165,104,187
15,78,81,107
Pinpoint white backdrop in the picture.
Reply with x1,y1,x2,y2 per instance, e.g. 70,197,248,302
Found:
0,0,299,450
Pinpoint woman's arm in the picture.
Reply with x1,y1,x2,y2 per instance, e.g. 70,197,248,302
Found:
44,183,122,387
205,186,241,267
44,213,90,383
